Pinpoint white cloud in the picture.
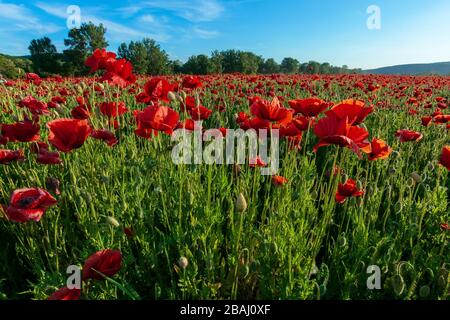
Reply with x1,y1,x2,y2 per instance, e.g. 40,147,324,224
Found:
192,27,219,39
0,2,61,34
35,3,170,43
127,0,224,22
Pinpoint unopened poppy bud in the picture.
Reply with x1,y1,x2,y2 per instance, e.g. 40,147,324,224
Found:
357,180,364,190
419,285,430,297
392,150,401,158
46,177,61,195
168,91,177,102
106,216,120,228
235,193,247,212
179,90,187,101
411,172,422,183
178,256,188,269
392,274,405,295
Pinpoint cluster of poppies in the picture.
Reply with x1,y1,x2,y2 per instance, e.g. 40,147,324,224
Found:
48,249,122,300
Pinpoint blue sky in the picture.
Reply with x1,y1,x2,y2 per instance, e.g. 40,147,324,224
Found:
0,0,449,69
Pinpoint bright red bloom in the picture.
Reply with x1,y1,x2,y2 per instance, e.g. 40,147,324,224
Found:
36,150,62,165
82,249,122,280
250,97,293,127
291,115,313,131
313,115,371,158
47,287,81,300
71,105,91,119
182,76,203,89
3,188,57,222
0,149,25,164
368,138,392,161
1,120,40,142
19,96,48,115
249,156,267,167
188,105,213,120
438,146,450,170
433,114,450,124
325,99,373,125
47,119,91,152
421,116,432,126
335,179,364,204
288,98,329,117
135,105,180,134
395,129,423,142
143,78,174,103
85,48,116,73
441,223,449,231
99,102,128,118
272,175,288,186
101,59,136,87
90,129,118,147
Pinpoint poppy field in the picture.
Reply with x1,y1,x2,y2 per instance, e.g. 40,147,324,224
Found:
0,50,449,300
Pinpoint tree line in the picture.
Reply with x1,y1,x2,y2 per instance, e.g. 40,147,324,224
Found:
0,22,362,79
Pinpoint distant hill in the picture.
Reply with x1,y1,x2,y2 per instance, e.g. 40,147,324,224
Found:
364,61,450,76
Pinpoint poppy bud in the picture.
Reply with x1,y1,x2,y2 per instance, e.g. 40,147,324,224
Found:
106,216,120,228
167,91,177,102
411,172,422,183
46,177,61,195
392,274,405,295
235,193,247,212
392,150,401,158
419,285,430,297
178,256,188,269
179,90,187,101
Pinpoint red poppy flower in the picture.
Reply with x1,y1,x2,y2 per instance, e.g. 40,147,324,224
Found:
421,116,432,126
47,287,81,300
1,120,40,142
99,102,128,118
292,115,313,131
47,118,91,152
182,76,203,89
188,105,213,120
85,48,116,73
433,114,450,124
249,156,267,167
368,138,392,161
71,105,91,119
335,178,364,204
143,78,174,103
395,129,423,142
19,96,49,115
101,59,136,87
250,97,293,127
288,98,329,117
3,188,57,222
441,223,449,231
82,249,122,280
36,150,62,165
135,105,180,134
0,149,25,164
438,146,450,170
272,175,288,186
313,116,371,158
325,99,373,125
90,129,118,147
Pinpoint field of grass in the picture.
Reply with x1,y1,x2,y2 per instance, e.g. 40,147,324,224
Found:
0,71,449,300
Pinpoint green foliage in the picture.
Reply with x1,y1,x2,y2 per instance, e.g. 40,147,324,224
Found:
63,22,108,76
281,57,300,74
118,38,172,75
28,37,62,76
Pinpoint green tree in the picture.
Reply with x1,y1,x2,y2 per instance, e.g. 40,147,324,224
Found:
63,22,108,75
0,55,19,79
142,38,171,75
28,37,61,76
209,50,223,74
280,57,300,74
183,55,212,74
261,58,280,74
